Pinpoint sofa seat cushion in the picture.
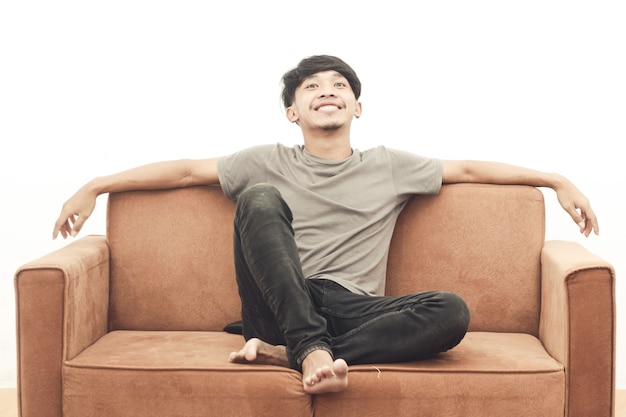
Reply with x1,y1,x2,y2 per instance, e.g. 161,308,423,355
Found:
62,331,311,417
316,332,565,417
63,331,563,417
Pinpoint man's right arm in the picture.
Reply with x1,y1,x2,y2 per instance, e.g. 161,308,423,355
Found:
52,158,220,239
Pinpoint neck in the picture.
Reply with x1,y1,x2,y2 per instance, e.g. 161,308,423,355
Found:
301,125,353,161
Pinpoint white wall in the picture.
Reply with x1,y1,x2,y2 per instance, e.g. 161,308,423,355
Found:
1,0,624,389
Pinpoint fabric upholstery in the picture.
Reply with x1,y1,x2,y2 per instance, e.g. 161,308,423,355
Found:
63,331,311,417
540,240,616,416
62,331,562,417
387,184,544,335
106,186,239,331
14,184,615,417
316,332,564,417
15,236,109,417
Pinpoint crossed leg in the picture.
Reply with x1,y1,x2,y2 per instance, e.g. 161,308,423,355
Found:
231,184,348,394
227,185,468,394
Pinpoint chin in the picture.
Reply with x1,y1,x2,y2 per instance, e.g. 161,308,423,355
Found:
319,123,343,131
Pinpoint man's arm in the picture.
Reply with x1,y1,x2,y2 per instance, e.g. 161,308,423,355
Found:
52,158,220,239
441,160,599,237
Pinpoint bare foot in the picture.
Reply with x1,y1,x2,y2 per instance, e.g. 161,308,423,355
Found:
228,337,289,367
302,350,349,394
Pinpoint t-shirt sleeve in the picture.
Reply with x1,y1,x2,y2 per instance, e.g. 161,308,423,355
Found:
386,148,443,197
217,144,276,200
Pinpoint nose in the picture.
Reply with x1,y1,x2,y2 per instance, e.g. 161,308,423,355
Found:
318,84,336,98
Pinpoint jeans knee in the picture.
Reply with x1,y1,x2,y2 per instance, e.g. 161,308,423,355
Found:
439,291,471,334
239,183,281,202
237,184,285,215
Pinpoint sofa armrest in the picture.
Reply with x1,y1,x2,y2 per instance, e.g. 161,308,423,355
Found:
540,240,615,417
14,235,110,417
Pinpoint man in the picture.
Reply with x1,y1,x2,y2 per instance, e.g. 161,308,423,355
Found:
53,55,598,395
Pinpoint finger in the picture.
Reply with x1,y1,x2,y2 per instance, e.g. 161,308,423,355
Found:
53,213,78,239
577,208,599,237
566,206,585,230
52,217,68,239
60,219,72,239
580,219,590,237
575,211,587,233
71,213,88,237
52,224,60,240
584,210,600,236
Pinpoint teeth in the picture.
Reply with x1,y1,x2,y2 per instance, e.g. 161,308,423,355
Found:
317,105,338,111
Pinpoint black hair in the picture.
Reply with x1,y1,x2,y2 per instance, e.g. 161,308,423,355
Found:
281,55,362,109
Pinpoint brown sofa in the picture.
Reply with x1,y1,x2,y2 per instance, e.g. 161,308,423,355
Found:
15,184,615,417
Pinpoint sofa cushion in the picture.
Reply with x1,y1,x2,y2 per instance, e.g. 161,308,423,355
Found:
316,332,564,417
63,331,311,417
63,331,562,417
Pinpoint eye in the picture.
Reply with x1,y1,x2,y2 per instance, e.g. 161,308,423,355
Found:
334,82,347,88
304,83,318,89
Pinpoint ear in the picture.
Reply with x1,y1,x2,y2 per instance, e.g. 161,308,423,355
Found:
286,106,299,123
354,101,363,119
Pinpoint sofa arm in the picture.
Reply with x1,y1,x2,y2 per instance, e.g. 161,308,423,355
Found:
14,235,110,417
539,240,615,417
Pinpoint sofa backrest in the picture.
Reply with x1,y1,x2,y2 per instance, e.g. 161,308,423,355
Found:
107,184,545,335
107,186,239,331
387,184,545,335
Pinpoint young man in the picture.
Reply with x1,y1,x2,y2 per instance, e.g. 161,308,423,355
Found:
53,55,599,395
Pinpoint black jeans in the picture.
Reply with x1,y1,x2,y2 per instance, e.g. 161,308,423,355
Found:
233,183,470,371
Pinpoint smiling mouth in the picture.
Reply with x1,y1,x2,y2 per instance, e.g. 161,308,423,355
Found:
316,104,340,112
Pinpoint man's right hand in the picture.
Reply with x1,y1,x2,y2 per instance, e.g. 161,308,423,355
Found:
52,185,98,239
51,158,221,239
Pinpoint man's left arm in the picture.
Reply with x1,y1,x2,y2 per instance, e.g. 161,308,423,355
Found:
441,160,599,237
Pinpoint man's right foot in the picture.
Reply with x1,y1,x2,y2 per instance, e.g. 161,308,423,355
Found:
301,350,349,394
228,337,290,367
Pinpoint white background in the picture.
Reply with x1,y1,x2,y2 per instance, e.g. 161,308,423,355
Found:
1,1,624,388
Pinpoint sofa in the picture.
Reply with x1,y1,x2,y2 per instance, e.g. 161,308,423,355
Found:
14,183,615,417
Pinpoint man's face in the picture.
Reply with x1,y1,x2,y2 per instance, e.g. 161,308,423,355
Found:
286,70,362,132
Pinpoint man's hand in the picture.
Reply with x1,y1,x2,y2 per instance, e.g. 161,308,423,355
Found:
555,179,599,237
52,186,98,239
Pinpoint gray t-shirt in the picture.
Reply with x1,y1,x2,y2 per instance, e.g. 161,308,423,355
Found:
218,144,442,296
